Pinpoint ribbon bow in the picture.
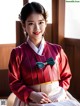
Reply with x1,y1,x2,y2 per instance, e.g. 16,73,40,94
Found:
36,57,55,69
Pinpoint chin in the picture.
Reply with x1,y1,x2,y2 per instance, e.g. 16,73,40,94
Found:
35,36,42,40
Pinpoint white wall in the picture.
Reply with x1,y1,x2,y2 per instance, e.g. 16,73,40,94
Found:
0,1,23,44
65,1,80,39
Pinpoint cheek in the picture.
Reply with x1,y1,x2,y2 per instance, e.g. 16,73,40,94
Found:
41,25,46,31
25,27,32,33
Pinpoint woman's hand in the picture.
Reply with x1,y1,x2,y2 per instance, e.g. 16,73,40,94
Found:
29,91,52,104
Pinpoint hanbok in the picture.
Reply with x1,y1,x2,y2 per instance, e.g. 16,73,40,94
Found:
8,37,80,106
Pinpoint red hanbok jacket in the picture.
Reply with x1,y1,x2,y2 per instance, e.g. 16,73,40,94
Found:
8,41,72,103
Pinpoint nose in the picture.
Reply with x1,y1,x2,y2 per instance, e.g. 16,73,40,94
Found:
34,24,39,30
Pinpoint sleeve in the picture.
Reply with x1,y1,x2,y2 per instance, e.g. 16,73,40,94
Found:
59,48,72,91
8,48,33,103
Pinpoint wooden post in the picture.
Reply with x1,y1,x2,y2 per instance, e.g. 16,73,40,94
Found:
23,0,29,5
52,0,58,44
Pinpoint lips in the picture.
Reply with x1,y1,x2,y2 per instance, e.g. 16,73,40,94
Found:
33,31,41,35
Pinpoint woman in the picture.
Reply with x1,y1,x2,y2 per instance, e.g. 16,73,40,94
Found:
8,2,80,106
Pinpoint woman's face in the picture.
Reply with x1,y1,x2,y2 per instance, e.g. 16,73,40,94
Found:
24,13,47,41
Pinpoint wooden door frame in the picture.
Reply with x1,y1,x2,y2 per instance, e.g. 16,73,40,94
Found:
52,0,58,44
58,0,65,46
52,0,65,47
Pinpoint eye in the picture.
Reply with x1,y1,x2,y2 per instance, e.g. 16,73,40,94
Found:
39,21,44,25
28,23,33,25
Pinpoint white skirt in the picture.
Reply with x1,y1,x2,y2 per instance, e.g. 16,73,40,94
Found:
7,81,80,106
12,91,80,106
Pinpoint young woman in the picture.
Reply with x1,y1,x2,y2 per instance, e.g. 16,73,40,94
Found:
8,2,80,106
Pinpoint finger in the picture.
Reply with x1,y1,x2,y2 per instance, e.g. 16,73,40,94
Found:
47,99,52,103
42,92,48,98
42,95,52,103
40,100,44,104
40,98,48,104
41,97,52,103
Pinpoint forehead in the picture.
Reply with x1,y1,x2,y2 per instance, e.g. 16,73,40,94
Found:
26,13,45,21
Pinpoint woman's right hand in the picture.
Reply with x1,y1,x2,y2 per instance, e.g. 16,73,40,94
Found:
29,91,52,104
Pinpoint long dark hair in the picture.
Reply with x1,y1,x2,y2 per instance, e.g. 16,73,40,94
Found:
19,2,47,24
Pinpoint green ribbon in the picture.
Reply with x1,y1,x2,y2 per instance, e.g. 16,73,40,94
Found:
36,57,55,69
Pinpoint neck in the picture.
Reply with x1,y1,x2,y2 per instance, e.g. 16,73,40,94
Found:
29,37,42,47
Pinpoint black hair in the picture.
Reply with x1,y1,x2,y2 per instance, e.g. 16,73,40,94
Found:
19,2,47,24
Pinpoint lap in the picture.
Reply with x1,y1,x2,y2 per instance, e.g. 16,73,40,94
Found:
7,91,80,106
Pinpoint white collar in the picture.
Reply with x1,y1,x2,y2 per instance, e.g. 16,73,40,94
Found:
27,36,45,55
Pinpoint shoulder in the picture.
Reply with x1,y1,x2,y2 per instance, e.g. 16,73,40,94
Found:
10,42,27,57
46,41,62,53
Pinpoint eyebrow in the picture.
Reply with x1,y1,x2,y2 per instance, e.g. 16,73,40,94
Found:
27,19,45,22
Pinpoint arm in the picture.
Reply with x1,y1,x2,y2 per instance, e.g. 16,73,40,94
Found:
59,48,72,90
8,48,33,103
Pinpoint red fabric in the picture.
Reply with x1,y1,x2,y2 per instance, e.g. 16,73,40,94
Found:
8,41,72,103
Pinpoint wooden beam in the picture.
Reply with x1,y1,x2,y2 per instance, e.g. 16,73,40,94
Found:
58,0,65,46
23,0,29,5
52,0,58,44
